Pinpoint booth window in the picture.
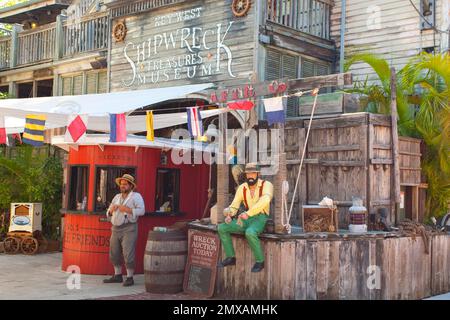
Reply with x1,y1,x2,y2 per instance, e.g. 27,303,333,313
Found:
69,166,89,211
155,168,180,213
94,167,136,212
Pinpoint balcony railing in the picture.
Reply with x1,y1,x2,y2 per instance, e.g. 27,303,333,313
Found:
0,12,109,70
17,24,56,66
62,13,109,57
0,37,10,70
267,0,332,40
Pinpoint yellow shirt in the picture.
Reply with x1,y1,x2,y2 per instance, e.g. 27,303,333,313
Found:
227,179,274,217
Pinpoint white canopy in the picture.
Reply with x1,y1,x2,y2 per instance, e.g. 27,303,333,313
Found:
0,83,215,133
51,134,219,154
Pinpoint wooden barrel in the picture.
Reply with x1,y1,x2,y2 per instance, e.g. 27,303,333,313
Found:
144,229,188,294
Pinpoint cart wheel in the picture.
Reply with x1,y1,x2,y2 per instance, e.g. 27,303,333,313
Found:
4,237,20,254
21,237,39,255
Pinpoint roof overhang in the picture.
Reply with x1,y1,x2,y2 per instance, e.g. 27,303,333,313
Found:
0,0,70,24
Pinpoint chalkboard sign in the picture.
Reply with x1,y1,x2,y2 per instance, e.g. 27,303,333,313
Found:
183,231,219,297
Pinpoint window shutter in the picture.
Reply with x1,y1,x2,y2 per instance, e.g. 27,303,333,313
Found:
301,60,315,78
282,54,299,117
265,49,282,81
316,63,329,76
86,73,98,94
62,77,72,96
73,75,83,95
97,71,107,93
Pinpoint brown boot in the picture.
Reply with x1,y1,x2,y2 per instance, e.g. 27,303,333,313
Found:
103,274,123,283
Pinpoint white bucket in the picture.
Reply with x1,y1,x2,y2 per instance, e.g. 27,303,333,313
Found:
349,224,367,233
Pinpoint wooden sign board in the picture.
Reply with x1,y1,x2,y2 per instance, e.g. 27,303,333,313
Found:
183,230,220,298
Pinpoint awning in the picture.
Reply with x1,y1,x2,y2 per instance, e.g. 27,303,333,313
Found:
51,134,219,154
0,83,215,133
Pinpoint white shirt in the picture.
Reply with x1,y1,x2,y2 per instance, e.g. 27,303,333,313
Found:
106,191,145,226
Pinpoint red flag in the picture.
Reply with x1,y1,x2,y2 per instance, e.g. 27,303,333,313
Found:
0,129,6,145
12,133,22,145
0,116,7,145
227,100,255,111
65,115,88,143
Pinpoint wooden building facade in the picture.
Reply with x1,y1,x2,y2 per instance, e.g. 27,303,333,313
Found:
331,0,450,80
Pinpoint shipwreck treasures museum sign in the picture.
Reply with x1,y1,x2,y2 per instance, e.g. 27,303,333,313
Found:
110,0,255,91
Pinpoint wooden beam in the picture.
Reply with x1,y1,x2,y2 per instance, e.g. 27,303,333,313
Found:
215,112,229,225
288,73,352,91
390,68,401,225
208,73,353,103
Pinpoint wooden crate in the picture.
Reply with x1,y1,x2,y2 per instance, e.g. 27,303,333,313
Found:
301,205,338,233
284,113,424,227
399,136,422,186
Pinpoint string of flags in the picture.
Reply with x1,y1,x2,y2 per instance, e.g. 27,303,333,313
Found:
0,88,319,147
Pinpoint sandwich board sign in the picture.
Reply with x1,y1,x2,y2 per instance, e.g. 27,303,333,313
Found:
183,230,220,298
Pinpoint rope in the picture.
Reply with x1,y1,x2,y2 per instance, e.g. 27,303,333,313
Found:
283,89,320,233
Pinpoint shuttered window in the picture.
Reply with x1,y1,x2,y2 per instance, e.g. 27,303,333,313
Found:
302,59,331,93
61,70,107,96
265,48,299,118
61,74,82,96
62,77,73,96
86,71,108,94
73,75,83,95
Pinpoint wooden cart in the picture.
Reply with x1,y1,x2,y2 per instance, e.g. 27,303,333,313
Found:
3,203,47,255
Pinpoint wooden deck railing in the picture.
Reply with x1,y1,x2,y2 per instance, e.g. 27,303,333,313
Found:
0,12,109,69
266,0,332,39
62,13,109,57
17,24,56,66
0,37,10,70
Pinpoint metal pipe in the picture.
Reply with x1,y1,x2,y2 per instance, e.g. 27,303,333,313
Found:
339,0,346,73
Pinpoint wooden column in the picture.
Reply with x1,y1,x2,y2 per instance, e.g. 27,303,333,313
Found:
9,24,21,68
412,186,419,222
274,152,287,233
216,112,229,224
274,122,287,234
54,15,66,61
390,68,401,225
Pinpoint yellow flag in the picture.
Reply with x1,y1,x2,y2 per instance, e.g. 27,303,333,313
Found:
197,135,208,142
146,111,154,141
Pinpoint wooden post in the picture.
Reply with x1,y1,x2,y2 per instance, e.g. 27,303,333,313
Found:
216,112,229,224
9,24,21,68
274,123,287,234
412,186,419,222
274,152,287,233
390,67,401,225
54,14,66,61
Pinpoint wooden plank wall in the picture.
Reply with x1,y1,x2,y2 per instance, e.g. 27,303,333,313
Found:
212,230,450,300
331,0,444,80
399,136,422,186
431,235,450,296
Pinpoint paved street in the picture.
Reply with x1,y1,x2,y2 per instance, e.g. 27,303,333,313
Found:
0,252,147,300
0,252,448,300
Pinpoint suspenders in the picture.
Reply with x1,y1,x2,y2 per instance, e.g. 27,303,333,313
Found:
242,180,266,211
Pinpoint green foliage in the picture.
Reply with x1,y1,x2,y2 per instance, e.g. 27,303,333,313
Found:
0,0,27,36
0,146,63,239
344,53,416,136
345,53,450,218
